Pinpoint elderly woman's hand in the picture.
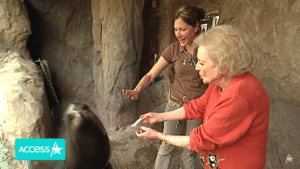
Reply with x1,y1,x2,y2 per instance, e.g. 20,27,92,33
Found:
122,89,139,100
136,126,162,140
140,112,163,125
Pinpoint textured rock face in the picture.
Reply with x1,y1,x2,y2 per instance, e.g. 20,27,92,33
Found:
0,1,52,168
26,0,97,120
25,0,152,129
219,0,300,168
0,51,52,168
0,0,31,60
92,0,145,127
109,127,161,169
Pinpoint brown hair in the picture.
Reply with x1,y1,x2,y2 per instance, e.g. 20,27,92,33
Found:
174,5,205,34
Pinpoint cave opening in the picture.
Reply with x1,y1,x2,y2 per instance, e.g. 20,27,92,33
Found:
24,0,43,62
24,0,63,137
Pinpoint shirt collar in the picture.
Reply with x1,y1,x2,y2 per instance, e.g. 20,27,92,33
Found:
178,42,198,57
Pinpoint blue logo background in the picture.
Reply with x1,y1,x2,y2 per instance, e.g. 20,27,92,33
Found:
15,138,65,160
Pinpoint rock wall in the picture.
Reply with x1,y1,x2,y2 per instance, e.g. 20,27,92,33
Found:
219,0,300,168
0,0,31,59
25,0,167,130
0,51,52,168
0,1,52,168
26,0,97,120
92,0,145,128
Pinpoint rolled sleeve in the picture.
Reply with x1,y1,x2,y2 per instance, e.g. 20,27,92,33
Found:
183,91,208,120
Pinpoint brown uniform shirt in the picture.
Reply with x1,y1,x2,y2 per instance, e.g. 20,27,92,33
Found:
162,42,208,100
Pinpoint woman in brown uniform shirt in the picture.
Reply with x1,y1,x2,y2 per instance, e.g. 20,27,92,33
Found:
123,5,207,169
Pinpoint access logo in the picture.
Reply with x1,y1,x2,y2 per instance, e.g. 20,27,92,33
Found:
15,138,65,160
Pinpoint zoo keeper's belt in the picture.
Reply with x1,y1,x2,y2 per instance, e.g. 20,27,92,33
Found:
170,89,190,106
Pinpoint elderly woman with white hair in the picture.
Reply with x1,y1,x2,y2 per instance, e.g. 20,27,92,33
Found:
136,25,270,169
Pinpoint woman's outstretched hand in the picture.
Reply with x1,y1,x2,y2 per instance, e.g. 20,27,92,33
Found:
136,126,161,140
140,112,162,125
122,89,139,100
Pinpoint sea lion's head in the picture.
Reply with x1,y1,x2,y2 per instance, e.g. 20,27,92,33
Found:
64,103,111,168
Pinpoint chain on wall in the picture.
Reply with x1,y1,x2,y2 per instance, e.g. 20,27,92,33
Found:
35,59,59,114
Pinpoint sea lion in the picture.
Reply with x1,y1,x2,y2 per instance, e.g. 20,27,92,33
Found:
30,103,111,169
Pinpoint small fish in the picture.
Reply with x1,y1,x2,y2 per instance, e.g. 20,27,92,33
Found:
131,118,142,127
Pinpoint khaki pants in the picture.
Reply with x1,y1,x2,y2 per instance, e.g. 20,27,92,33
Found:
153,100,203,169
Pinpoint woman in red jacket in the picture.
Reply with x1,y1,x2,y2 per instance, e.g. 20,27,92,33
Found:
136,25,270,169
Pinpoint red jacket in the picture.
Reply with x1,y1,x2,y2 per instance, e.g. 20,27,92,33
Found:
184,72,270,169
